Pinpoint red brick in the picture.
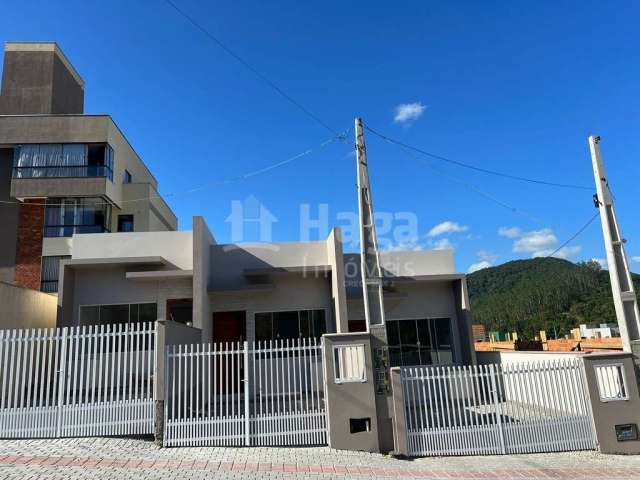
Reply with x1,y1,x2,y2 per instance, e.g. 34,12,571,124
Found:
14,200,44,290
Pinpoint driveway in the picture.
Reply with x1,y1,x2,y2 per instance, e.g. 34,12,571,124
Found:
0,437,639,479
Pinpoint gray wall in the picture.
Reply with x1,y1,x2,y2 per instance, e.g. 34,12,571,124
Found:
193,217,215,342
0,148,19,283
0,281,57,330
0,47,83,115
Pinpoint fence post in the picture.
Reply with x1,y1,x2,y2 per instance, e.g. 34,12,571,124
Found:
244,340,250,446
489,364,506,454
55,327,68,438
390,367,409,456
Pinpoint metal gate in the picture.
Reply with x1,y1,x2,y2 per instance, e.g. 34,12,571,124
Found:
164,337,326,447
0,322,156,438
401,359,596,456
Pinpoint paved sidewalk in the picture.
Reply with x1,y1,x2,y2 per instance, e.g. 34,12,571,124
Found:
0,437,639,479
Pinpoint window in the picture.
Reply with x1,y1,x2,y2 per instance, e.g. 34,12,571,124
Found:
80,302,157,326
166,299,193,324
40,255,70,293
386,318,453,367
13,143,114,181
255,309,326,341
44,197,111,237
333,344,366,383
595,363,629,402
117,214,134,232
123,169,132,184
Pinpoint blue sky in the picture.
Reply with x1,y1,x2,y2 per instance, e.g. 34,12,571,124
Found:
2,0,639,273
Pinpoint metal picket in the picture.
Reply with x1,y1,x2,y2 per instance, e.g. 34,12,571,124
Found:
0,322,156,439
401,359,597,457
163,337,326,447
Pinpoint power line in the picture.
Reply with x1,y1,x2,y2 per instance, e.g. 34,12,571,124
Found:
364,123,593,191
162,0,339,137
0,134,342,207
545,211,600,259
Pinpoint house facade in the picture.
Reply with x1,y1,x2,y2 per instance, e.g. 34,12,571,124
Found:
0,42,177,293
58,216,476,366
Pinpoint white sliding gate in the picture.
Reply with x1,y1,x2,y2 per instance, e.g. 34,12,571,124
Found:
401,359,596,457
164,338,326,447
0,322,156,439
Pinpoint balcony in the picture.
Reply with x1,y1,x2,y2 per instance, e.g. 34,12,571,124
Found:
13,164,113,180
43,197,112,238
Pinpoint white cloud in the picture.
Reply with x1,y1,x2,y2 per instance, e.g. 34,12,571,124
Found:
394,102,426,124
632,256,640,263
591,258,608,269
477,250,498,264
498,226,521,239
468,261,492,273
532,245,582,260
513,228,558,255
427,221,469,238
431,238,453,250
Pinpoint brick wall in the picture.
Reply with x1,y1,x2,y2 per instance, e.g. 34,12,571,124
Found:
14,199,44,290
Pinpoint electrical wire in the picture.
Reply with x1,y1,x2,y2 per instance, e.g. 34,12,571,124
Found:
162,0,339,137
364,123,593,191
0,133,342,207
544,211,600,259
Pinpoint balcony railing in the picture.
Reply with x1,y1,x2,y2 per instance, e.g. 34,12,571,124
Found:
12,165,114,181
44,224,110,238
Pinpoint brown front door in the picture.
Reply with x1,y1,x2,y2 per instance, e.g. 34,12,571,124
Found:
212,311,246,394
212,311,246,343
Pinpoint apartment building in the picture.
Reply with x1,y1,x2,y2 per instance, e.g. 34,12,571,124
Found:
0,42,177,294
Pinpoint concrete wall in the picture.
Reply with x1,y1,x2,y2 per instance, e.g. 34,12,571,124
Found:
0,43,83,115
119,183,177,233
322,333,380,452
58,264,192,327
327,228,348,333
193,217,215,342
582,353,640,454
0,281,57,330
0,148,19,283
71,231,193,270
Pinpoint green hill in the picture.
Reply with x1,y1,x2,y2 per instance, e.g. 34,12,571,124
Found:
466,257,640,339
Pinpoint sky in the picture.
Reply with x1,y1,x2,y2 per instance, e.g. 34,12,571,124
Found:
2,0,639,274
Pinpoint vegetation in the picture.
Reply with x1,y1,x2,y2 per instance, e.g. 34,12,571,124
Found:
467,257,640,339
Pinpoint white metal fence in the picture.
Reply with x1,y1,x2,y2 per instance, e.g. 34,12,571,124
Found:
0,322,156,438
401,359,596,456
164,338,326,447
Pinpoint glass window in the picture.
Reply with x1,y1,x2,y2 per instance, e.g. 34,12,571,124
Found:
117,214,134,232
44,197,111,237
13,143,113,181
40,255,70,293
79,303,157,326
254,309,326,341
386,318,453,367
166,299,192,324
123,169,132,184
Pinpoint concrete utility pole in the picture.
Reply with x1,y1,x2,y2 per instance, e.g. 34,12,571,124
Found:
589,135,640,354
355,117,386,330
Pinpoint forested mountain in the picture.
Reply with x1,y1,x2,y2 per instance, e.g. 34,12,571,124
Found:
467,257,640,339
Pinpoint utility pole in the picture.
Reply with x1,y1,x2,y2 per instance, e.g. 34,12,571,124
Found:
589,135,640,354
355,117,386,331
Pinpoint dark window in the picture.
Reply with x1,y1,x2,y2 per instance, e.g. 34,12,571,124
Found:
44,197,111,237
123,169,132,184
80,302,157,326
13,143,114,181
117,214,134,232
40,255,70,293
386,318,453,367
166,299,193,324
255,309,326,341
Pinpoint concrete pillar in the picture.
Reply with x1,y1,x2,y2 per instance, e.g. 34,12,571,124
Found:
390,367,408,456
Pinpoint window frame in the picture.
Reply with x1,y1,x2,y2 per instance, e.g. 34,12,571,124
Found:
117,214,134,232
385,316,456,367
78,301,158,326
595,363,629,402
333,344,367,384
